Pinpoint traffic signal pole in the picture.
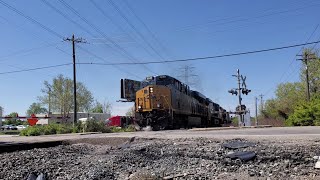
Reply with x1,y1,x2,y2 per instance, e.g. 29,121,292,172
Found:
228,69,251,127
237,69,243,126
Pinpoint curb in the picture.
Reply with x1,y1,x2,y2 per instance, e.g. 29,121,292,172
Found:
189,125,272,131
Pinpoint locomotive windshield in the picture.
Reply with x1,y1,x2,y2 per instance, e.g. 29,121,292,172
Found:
155,75,174,86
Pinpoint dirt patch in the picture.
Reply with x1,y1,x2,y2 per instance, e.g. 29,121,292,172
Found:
67,137,132,146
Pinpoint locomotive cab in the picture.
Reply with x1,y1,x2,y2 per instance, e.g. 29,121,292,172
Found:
135,85,172,130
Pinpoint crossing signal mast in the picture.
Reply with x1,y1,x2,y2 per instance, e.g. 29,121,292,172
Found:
228,69,251,126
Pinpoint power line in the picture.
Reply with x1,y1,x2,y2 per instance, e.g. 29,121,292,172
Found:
77,45,143,79
58,0,157,75
124,0,174,59
0,1,72,76
0,15,70,59
2,40,318,75
0,41,62,62
176,0,320,32
91,0,167,65
264,24,320,96
0,0,63,39
107,0,166,61
41,0,96,37
78,40,320,65
40,0,143,79
0,63,72,75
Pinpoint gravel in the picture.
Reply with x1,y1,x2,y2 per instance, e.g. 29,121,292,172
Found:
0,137,320,179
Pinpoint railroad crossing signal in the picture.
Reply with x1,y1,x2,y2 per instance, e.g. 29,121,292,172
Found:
228,89,238,95
242,88,251,95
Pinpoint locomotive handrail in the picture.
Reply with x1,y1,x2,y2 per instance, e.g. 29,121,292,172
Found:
161,95,174,120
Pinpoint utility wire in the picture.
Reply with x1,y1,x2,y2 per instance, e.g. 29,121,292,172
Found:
41,0,143,79
0,63,72,75
0,13,70,76
124,0,173,59
107,0,166,61
58,0,157,75
264,24,320,96
176,0,320,32
90,0,155,58
0,42,62,62
77,45,143,79
0,0,63,39
41,0,96,36
2,40,320,76
78,40,320,65
0,0,144,77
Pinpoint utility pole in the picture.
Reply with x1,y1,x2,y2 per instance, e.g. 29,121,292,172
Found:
255,97,258,126
297,52,315,101
184,65,189,85
235,69,243,126
237,69,242,110
48,86,51,115
259,94,264,113
64,34,86,127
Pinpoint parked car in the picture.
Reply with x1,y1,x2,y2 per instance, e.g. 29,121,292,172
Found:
16,125,27,130
1,125,9,130
8,125,17,130
1,125,18,130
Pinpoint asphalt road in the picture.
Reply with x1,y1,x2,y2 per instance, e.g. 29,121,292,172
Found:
1,126,320,144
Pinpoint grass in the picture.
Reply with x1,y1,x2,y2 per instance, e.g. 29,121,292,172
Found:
0,130,20,135
109,125,136,132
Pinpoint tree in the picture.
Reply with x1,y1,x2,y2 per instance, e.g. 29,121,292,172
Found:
263,48,320,125
126,106,135,117
90,100,112,114
3,112,23,125
262,99,280,119
102,101,112,114
263,82,305,120
26,103,48,116
299,48,320,97
38,74,94,118
0,106,3,116
91,101,103,113
287,97,320,126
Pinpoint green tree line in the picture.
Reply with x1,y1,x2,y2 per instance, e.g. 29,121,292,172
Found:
262,49,320,126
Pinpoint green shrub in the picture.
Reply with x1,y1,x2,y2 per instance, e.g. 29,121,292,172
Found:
109,125,136,133
286,97,320,126
19,124,73,136
123,125,136,132
19,120,136,136
85,120,111,133
43,124,57,135
19,129,29,136
56,124,73,134
20,126,42,136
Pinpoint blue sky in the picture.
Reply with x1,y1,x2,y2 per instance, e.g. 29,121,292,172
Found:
0,0,319,116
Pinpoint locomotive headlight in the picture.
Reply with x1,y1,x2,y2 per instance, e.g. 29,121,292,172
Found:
157,103,161,108
149,87,153,93
138,105,142,109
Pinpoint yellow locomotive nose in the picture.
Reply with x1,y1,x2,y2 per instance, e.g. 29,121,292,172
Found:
135,85,171,112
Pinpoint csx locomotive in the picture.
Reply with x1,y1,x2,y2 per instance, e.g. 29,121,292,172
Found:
121,75,230,130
